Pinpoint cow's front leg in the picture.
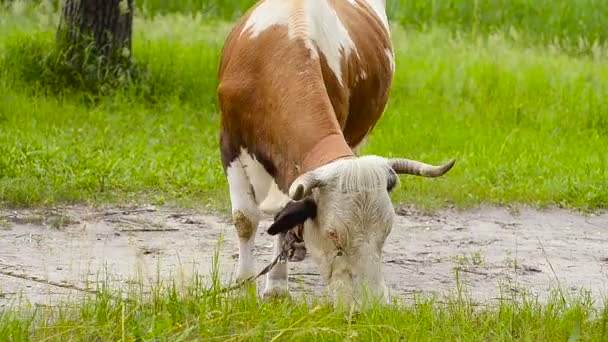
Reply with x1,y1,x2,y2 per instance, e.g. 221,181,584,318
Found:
226,162,260,284
263,233,289,298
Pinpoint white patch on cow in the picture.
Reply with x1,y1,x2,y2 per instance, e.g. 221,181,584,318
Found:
236,236,257,280
360,70,368,80
226,157,260,222
231,147,292,216
236,148,273,201
385,48,395,72
241,0,358,86
258,182,291,214
241,0,291,38
302,0,358,85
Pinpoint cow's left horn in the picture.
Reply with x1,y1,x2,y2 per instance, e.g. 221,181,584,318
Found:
388,158,455,177
289,172,324,200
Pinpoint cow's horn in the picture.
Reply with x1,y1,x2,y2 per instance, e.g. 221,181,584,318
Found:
289,172,324,200
388,158,455,177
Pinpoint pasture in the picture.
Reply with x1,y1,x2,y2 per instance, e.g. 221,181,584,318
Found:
1,0,607,340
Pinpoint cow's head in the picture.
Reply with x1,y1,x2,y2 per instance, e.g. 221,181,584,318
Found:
267,155,455,308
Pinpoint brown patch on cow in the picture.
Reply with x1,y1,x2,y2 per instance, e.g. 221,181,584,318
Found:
333,0,394,148
234,211,255,239
219,25,353,192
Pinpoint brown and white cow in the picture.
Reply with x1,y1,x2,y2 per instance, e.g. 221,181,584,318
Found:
217,0,455,306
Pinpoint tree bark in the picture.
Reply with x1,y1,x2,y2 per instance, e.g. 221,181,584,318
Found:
57,0,134,64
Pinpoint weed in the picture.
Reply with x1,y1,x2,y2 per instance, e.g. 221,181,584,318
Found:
12,215,45,226
0,217,10,230
46,214,76,229
471,251,485,266
453,251,486,267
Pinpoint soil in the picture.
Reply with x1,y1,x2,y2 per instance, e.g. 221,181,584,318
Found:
1,205,607,308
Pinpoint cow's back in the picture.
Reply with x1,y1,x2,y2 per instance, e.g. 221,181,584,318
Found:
217,0,394,190
318,0,394,149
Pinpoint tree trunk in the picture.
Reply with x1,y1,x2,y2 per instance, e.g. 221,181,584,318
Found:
57,0,134,65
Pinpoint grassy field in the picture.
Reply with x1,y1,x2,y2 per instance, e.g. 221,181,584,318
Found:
135,0,608,54
1,0,608,339
1,1,607,211
1,272,607,341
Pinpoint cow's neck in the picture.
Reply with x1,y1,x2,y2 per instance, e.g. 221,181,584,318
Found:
301,132,354,174
272,128,354,194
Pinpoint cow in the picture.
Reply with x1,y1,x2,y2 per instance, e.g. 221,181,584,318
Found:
217,0,455,307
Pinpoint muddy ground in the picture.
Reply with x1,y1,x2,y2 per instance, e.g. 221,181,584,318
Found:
1,205,607,308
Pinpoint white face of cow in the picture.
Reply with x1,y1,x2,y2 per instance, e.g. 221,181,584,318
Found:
303,157,395,306
267,155,455,308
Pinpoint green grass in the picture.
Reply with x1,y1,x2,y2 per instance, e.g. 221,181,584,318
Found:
375,26,608,210
1,256,607,341
133,0,608,55
136,0,258,21
1,5,607,211
7,0,608,54
389,0,608,54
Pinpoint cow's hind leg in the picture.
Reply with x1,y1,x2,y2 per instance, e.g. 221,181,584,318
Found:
226,161,261,283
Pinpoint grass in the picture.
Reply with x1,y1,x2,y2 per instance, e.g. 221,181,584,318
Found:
133,0,608,55
1,5,607,211
388,0,608,54
0,249,607,341
7,0,608,53
0,9,232,209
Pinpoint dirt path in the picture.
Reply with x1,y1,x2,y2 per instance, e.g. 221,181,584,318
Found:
1,205,607,308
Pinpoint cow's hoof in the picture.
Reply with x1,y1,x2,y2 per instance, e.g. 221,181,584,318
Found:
288,242,307,262
262,287,291,301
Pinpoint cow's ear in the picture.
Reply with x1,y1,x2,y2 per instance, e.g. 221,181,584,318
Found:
267,199,317,235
